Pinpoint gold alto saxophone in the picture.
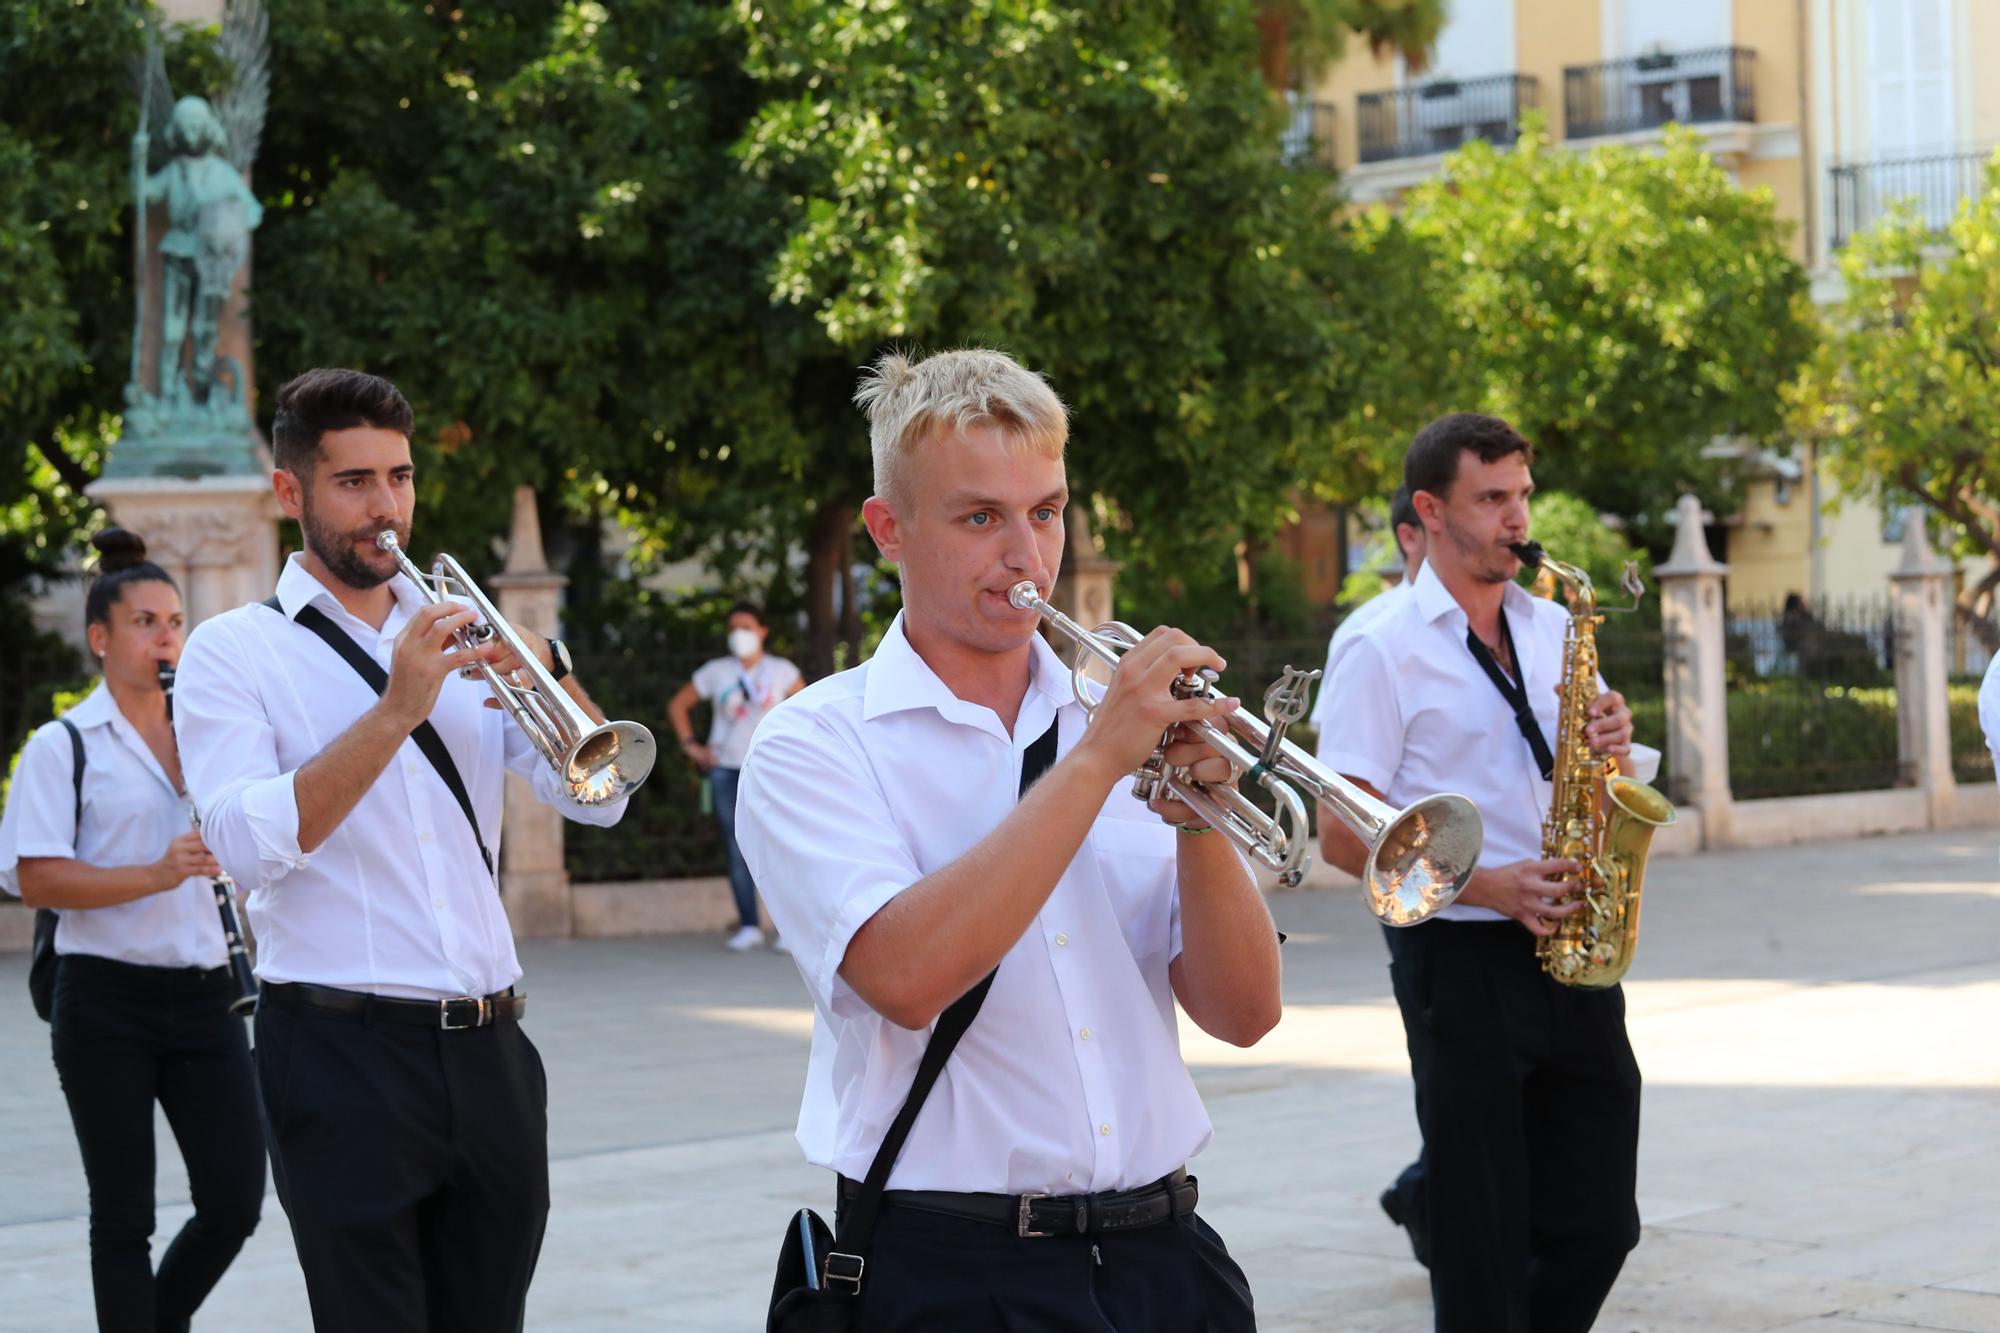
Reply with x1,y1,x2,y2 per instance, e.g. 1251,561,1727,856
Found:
1512,542,1677,989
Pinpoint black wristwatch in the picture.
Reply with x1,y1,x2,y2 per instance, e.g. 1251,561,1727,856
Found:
546,637,573,682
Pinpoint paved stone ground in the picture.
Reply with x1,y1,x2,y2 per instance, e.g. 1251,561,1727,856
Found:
3,828,1997,1331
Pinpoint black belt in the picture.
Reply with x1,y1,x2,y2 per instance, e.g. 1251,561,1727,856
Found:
263,981,525,1030
839,1168,1197,1238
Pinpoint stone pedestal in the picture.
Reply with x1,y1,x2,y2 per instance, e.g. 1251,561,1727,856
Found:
1889,509,1957,825
1050,503,1122,662
85,474,282,627
489,487,574,939
1655,494,1733,844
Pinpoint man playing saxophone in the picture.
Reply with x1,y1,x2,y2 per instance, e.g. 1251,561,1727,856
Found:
1315,413,1641,1332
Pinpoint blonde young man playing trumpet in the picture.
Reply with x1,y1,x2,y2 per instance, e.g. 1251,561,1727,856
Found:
738,349,1280,1330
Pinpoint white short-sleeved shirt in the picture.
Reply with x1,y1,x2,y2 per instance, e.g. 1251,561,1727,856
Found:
173,554,627,999
1315,561,1580,923
1308,579,1411,731
691,653,802,770
735,613,1211,1195
0,683,226,968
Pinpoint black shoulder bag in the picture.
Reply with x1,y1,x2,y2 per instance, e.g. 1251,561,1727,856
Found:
766,719,1059,1333
27,718,85,1023
263,596,496,879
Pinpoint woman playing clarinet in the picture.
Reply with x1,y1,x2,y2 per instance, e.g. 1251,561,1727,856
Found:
0,529,264,1332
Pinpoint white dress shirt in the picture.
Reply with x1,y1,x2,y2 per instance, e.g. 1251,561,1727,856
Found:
0,684,226,968
1308,578,1411,732
1316,561,1584,923
736,613,1211,1195
173,554,626,999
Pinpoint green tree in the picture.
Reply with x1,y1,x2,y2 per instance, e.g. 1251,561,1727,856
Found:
1396,118,1815,546
7,0,1458,680
735,0,1458,663
0,1,155,585
1789,154,2000,647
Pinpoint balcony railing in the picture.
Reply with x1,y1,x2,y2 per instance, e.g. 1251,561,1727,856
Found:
1564,47,1756,140
1829,148,1993,248
1279,99,1338,171
1356,73,1538,164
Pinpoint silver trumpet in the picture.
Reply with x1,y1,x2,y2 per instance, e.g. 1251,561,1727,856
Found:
1009,582,1483,925
377,531,655,806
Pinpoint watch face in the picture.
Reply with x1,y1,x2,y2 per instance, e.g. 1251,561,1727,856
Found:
552,639,572,675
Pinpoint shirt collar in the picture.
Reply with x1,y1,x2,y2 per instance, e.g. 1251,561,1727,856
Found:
275,550,427,626
1412,559,1540,628
861,612,1071,738
66,682,179,797
60,681,117,731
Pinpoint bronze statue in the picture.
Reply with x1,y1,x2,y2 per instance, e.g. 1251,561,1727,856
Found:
114,0,268,478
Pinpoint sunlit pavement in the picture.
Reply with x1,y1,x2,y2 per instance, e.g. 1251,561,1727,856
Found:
3,828,1996,1330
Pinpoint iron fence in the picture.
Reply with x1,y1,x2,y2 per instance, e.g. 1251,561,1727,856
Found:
1829,148,1991,249
563,640,728,883
1723,596,1906,798
1564,47,1756,140
1357,74,1538,163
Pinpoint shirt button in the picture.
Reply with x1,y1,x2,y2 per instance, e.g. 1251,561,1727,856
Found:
1100,1123,1113,1137
433,897,444,909
419,832,433,844
1054,933,1069,948
1079,1027,1092,1041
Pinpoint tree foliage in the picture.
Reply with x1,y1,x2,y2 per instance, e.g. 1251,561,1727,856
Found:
1396,118,1815,547
736,0,1438,587
1788,153,2000,642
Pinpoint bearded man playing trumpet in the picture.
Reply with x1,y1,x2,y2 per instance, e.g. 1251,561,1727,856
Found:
1317,413,1642,1332
738,348,1278,1331
174,368,631,1331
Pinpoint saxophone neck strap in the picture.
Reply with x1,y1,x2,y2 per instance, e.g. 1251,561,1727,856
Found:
1464,609,1555,782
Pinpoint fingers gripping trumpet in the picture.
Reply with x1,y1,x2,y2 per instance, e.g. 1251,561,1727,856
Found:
1007,582,1483,924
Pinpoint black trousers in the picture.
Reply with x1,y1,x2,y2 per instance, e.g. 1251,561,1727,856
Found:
842,1199,1256,1331
1386,920,1642,1333
254,995,550,1333
50,954,266,1333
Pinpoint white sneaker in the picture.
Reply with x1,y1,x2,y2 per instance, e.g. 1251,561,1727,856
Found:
726,925,764,952
769,934,790,955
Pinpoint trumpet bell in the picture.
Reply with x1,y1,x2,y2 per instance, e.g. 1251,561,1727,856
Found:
565,722,657,805
1367,794,1484,926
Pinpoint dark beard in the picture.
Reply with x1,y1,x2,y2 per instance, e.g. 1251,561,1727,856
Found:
303,503,402,591
1442,514,1515,585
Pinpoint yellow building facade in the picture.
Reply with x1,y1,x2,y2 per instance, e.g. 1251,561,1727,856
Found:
1297,0,1996,610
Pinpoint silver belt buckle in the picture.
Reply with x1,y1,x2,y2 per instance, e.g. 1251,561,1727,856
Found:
1017,1192,1053,1238
439,995,489,1030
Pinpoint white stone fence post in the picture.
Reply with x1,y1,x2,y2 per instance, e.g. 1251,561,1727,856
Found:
489,486,574,939
1655,494,1733,846
1889,508,1958,826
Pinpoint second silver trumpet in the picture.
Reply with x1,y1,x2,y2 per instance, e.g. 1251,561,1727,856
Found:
376,531,655,806
1009,582,1482,925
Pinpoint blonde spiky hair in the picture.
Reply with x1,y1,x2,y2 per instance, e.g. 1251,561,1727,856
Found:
853,348,1068,506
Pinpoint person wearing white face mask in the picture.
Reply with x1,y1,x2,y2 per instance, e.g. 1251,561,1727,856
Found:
669,605,805,950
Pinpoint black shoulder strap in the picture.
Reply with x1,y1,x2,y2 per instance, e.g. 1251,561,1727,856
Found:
1465,609,1555,781
57,718,84,832
830,718,1061,1261
264,596,496,880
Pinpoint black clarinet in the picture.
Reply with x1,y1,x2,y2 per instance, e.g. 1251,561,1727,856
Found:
159,663,259,1017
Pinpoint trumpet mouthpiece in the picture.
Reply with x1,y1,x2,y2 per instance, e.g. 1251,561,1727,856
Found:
374,530,401,553
1008,581,1042,611
1510,541,1545,570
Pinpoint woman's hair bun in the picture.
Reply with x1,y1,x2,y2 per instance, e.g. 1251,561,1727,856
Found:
91,528,149,575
